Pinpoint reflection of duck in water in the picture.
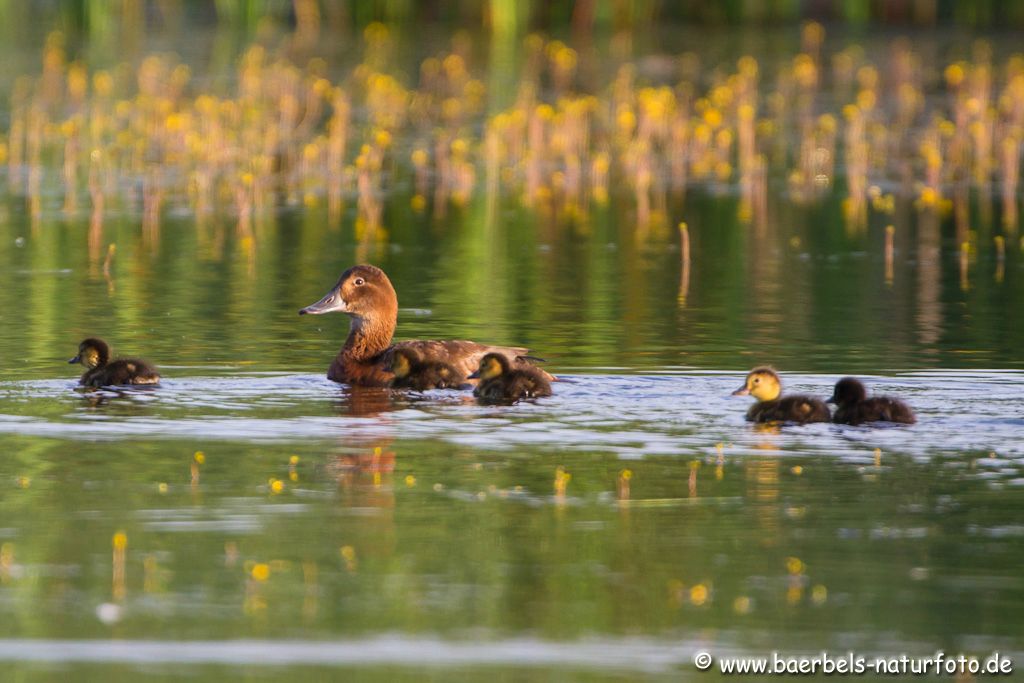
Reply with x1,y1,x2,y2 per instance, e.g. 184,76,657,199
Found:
387,348,466,391
732,367,829,424
828,377,916,425
300,264,551,387
333,385,399,418
469,353,552,403
69,338,160,387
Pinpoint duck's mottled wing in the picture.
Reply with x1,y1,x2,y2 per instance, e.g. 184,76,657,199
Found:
780,395,831,423
750,396,829,424
510,369,553,398
103,359,161,386
861,397,916,424
389,340,531,379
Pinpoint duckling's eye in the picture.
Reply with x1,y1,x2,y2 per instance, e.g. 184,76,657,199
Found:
353,277,365,286
753,378,760,384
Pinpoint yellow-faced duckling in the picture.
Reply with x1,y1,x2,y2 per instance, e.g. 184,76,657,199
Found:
732,367,830,424
388,347,466,391
300,264,551,387
69,338,160,387
828,377,916,425
469,352,553,402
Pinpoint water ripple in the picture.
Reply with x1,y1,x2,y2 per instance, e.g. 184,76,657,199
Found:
0,371,1021,467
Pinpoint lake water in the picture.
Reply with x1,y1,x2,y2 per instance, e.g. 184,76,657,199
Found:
0,19,1023,683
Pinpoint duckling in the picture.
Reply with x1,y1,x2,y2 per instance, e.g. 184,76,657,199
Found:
388,347,466,391
69,338,160,387
469,352,552,402
732,367,829,424
828,377,916,425
300,264,553,387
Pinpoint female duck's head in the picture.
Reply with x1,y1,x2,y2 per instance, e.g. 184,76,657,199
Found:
732,367,781,402
69,338,110,369
299,264,398,325
469,353,510,381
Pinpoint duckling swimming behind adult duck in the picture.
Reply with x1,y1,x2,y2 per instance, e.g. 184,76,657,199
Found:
828,377,916,425
470,352,552,402
732,367,830,424
299,264,553,387
388,347,467,391
69,338,160,387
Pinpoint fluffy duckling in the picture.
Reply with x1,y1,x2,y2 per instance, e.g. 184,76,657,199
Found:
388,348,466,391
300,264,552,387
69,338,160,387
470,352,552,402
732,367,830,424
828,377,916,425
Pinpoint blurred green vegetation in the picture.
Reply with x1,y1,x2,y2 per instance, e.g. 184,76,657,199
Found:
3,0,1024,44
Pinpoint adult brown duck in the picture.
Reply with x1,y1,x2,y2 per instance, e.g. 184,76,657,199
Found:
300,264,549,387
69,338,161,387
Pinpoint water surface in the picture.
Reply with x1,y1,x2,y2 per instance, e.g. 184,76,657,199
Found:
0,20,1023,683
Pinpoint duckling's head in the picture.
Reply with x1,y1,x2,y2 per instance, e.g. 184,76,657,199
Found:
388,348,420,378
299,264,398,324
69,338,110,369
732,367,781,401
828,377,866,406
469,353,510,381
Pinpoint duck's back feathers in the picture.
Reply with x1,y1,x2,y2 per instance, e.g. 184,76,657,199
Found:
392,340,531,379
746,395,830,424
834,396,916,425
81,359,160,387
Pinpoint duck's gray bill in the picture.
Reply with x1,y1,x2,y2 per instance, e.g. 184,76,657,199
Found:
299,291,346,315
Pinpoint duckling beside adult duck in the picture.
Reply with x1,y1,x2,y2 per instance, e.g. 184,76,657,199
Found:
300,264,551,387
732,367,830,424
388,347,467,391
469,353,552,402
69,338,161,387
828,377,916,425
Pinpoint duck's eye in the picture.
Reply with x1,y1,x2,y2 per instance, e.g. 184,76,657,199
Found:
753,377,760,384
353,277,365,286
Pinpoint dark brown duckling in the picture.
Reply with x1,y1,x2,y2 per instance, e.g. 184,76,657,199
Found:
469,353,552,403
69,338,160,387
388,347,466,391
828,377,916,425
299,264,552,387
732,367,830,424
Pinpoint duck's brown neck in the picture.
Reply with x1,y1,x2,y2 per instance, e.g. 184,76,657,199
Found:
340,314,395,363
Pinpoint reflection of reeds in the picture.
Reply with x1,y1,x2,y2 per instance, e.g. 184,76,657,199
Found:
884,225,895,285
112,531,127,602
678,222,690,305
994,235,1006,283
